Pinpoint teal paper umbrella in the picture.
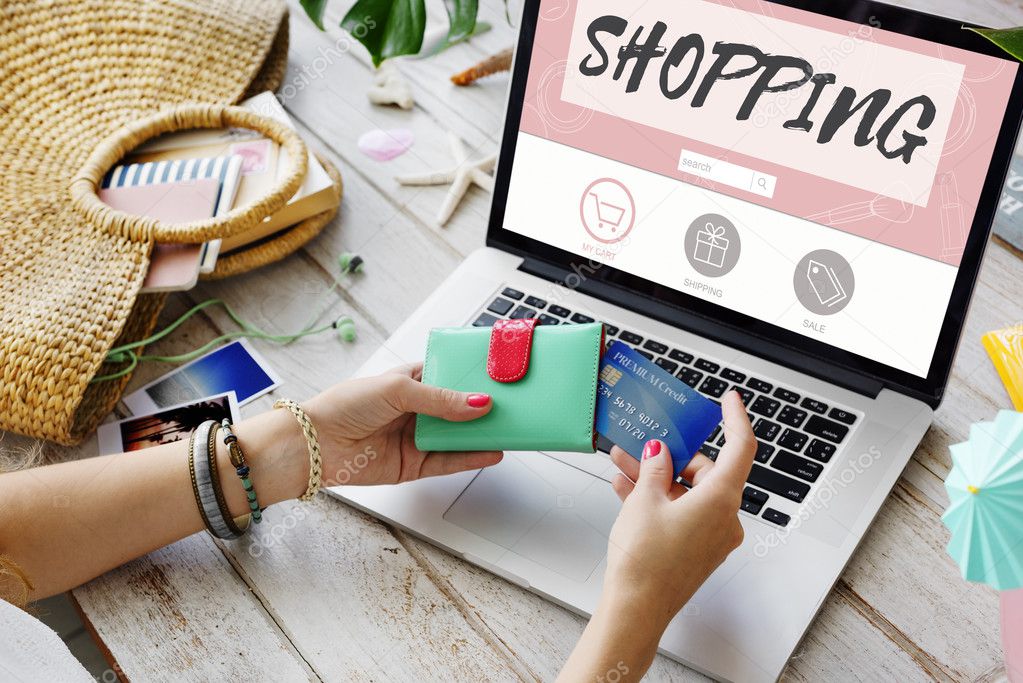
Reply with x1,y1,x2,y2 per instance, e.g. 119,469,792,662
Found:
942,410,1023,591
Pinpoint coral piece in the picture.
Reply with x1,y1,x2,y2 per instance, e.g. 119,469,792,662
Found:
368,62,414,110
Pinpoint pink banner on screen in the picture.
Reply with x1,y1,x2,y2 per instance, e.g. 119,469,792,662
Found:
520,0,1017,266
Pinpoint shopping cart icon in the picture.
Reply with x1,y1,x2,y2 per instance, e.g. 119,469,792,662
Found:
580,178,635,244
589,192,626,233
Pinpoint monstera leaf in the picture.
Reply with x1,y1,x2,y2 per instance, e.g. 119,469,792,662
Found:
301,0,483,67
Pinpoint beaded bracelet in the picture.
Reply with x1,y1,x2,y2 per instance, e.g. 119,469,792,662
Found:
220,419,263,524
188,420,247,540
273,399,322,501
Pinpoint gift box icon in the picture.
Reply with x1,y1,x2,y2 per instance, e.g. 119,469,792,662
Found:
693,222,730,268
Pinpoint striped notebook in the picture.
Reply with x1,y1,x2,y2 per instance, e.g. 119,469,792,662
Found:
103,155,244,272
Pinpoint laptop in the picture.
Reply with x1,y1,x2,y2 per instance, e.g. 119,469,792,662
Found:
329,0,1023,679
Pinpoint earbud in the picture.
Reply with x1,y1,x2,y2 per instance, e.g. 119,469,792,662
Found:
338,252,364,275
333,315,357,342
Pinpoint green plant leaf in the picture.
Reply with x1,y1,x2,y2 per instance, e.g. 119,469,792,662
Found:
425,20,491,57
300,0,330,30
443,0,478,45
342,0,427,67
967,26,1023,62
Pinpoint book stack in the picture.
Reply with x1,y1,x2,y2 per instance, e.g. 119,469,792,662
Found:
101,92,335,292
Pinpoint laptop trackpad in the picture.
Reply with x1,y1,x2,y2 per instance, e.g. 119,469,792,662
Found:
443,452,620,582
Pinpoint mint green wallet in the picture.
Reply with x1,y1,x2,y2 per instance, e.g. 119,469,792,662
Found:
415,320,604,452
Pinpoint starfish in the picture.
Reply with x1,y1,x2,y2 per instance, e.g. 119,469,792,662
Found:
396,131,497,226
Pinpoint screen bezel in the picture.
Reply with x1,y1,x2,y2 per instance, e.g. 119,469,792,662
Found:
486,0,1023,406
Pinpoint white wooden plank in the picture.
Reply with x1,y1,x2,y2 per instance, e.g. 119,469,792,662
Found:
72,533,313,682
214,496,525,682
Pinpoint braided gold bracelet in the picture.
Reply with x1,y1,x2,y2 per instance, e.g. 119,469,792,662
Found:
273,399,322,501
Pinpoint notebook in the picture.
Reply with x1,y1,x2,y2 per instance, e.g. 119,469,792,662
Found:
103,155,244,272
99,178,220,292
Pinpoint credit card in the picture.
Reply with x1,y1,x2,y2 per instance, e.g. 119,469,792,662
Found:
596,341,723,476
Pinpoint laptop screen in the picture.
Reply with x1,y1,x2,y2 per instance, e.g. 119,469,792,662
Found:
501,0,1018,379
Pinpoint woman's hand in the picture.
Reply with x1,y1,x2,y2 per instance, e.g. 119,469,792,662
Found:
301,363,503,487
558,391,755,682
603,390,756,626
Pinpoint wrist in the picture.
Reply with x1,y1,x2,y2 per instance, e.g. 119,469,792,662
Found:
215,409,309,517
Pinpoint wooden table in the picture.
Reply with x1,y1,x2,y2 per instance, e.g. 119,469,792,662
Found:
46,0,1023,679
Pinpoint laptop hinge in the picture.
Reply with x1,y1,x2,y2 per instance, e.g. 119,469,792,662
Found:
518,257,885,401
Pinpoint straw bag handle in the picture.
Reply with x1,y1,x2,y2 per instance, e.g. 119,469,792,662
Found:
69,104,308,244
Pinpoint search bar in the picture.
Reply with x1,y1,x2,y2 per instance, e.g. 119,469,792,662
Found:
678,149,777,199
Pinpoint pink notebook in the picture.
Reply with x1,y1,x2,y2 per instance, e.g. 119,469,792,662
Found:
99,178,219,292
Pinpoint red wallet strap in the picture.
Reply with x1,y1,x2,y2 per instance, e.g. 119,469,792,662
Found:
487,318,538,383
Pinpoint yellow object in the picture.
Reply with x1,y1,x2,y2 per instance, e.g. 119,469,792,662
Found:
983,323,1023,411
967,485,980,495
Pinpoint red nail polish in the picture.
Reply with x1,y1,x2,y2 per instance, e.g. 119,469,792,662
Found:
642,440,661,459
467,393,491,408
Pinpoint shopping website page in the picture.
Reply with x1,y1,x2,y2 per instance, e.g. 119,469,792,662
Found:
504,0,1017,377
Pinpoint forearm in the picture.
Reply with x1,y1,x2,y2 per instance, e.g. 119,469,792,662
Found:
0,409,307,600
558,590,674,683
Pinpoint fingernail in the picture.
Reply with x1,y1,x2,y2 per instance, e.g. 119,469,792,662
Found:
642,440,661,459
467,393,491,408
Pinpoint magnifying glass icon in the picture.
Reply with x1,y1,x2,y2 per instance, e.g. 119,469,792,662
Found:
757,177,768,190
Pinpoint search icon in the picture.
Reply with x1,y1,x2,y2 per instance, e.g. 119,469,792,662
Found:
757,177,768,190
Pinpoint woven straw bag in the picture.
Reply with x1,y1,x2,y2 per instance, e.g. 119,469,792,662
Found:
0,0,342,445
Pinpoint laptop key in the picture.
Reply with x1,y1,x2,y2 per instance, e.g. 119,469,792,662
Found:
699,376,729,398
604,324,619,336
777,405,807,428
753,419,782,442
804,415,849,443
777,428,808,452
677,367,703,388
804,438,836,463
743,487,769,505
524,295,547,309
548,304,570,318
538,314,561,326
755,441,775,463
619,330,643,345
828,407,857,425
487,298,514,316
773,387,800,403
695,358,720,373
720,368,746,383
570,312,595,324
750,395,780,418
473,313,497,327
700,444,719,461
772,450,823,483
731,386,755,405
748,465,810,503
741,498,763,515
510,305,537,319
643,339,668,355
654,357,679,374
637,350,654,360
502,287,524,300
746,377,773,393
669,349,694,364
762,508,791,527
801,397,828,414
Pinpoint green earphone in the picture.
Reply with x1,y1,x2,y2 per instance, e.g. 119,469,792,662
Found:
92,252,364,383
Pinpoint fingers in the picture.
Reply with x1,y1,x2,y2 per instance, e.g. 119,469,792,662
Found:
679,452,715,486
706,391,757,489
419,450,503,478
637,439,674,495
611,473,635,502
392,375,493,422
609,446,639,482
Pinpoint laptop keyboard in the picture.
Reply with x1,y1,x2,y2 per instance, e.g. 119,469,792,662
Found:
474,286,862,529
